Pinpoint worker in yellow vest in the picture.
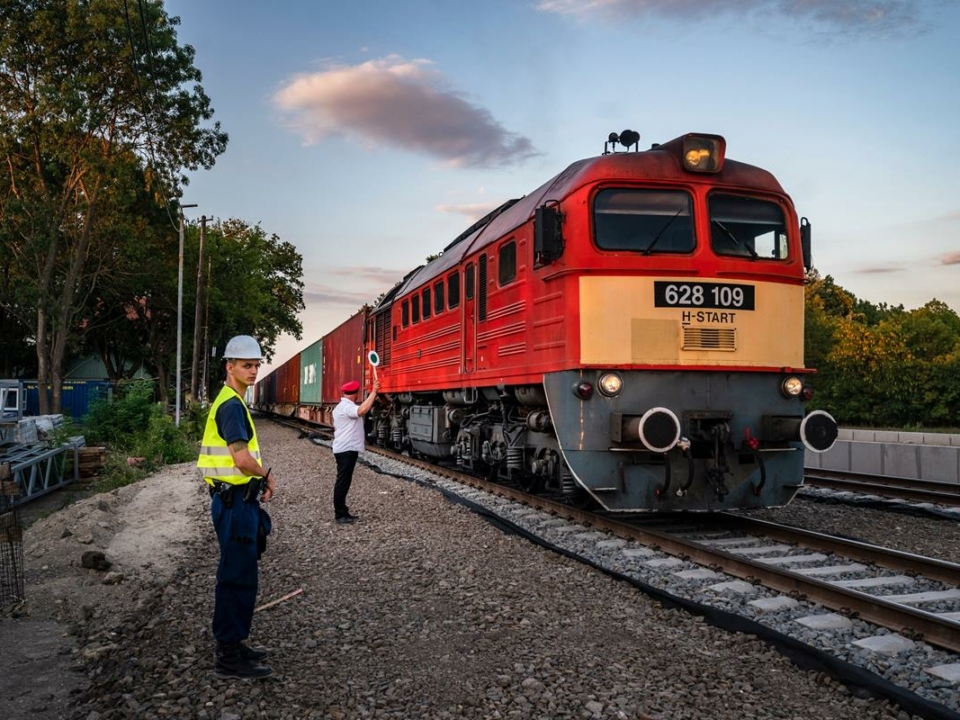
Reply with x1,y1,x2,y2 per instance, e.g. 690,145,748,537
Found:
197,335,277,679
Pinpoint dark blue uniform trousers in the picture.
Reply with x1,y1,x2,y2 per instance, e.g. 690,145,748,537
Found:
334,450,359,518
211,491,260,645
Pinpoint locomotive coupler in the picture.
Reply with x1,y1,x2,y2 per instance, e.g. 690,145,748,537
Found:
706,424,732,499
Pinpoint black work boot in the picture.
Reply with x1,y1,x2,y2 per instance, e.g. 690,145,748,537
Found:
215,643,272,679
239,642,269,662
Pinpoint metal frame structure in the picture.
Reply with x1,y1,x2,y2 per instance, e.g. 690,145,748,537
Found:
0,443,78,507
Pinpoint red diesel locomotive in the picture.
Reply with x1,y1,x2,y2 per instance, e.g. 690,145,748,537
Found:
256,131,838,512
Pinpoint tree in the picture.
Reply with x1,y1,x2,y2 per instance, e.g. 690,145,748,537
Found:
0,0,227,412
180,219,305,402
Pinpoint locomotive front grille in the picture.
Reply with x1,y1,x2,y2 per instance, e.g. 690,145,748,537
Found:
682,327,736,351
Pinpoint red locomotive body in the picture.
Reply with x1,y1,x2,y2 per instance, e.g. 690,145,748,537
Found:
257,132,837,511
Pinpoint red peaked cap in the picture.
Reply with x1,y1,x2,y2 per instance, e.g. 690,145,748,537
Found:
341,380,361,393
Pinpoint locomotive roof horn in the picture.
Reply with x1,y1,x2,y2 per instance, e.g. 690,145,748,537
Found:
603,129,641,155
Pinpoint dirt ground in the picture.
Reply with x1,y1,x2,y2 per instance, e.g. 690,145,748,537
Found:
0,463,199,720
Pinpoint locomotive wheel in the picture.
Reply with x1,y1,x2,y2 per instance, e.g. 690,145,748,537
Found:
517,474,544,494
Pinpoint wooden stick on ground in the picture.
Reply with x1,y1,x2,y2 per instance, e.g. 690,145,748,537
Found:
254,587,304,613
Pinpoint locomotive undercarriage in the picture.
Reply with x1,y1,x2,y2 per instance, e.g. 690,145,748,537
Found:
368,371,836,512
371,386,579,497
541,369,836,512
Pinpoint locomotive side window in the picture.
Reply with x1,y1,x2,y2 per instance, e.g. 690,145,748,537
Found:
448,271,460,309
709,194,789,261
466,265,475,300
498,241,516,285
594,189,694,253
412,294,421,324
423,287,432,319
434,280,444,314
402,300,409,328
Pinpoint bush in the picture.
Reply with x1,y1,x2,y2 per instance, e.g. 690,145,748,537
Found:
84,379,158,449
82,379,201,478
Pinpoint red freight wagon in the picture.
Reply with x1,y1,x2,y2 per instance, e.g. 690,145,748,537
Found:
270,352,301,417
318,308,370,423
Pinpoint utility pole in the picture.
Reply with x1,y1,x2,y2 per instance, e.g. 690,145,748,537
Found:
176,202,198,426
190,215,207,402
201,256,212,403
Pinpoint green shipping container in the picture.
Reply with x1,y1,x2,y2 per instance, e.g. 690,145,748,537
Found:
299,339,323,404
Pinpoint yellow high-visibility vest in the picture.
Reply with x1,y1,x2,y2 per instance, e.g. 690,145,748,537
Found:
197,385,261,485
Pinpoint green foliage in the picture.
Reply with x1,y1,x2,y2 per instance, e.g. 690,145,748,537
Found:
0,0,228,413
805,273,960,430
83,379,197,476
84,379,158,448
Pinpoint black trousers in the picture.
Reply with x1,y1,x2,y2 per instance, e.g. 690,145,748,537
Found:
333,450,359,518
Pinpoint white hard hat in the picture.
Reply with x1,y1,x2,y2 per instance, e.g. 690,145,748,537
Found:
224,335,263,360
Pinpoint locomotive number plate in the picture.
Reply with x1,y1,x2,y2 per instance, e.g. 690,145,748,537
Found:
654,282,755,310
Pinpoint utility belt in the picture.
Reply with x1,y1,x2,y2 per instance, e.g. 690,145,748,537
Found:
208,478,264,508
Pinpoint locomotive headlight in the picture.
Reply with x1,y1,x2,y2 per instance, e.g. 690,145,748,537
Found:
781,376,803,398
598,372,623,397
681,134,725,172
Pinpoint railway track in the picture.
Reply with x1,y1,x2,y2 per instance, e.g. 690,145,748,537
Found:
282,417,960,716
804,468,960,507
272,411,960,657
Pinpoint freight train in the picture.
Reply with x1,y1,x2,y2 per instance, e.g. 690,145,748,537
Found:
254,130,838,512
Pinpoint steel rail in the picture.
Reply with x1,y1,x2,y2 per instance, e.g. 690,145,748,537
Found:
362,446,960,654
804,469,960,507
276,419,960,655
716,513,960,585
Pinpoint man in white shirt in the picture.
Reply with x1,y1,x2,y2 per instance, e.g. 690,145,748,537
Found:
331,378,380,523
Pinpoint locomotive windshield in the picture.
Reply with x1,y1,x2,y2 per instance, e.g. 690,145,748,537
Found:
708,194,789,261
593,189,694,253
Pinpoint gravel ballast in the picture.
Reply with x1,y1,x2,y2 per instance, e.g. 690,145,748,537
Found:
5,421,956,719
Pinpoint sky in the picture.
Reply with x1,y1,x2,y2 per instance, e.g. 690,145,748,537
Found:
162,0,960,372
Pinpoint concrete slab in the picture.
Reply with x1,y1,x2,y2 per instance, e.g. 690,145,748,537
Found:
549,525,585,534
673,568,722,581
850,441,883,476
925,664,960,683
749,596,800,612
643,557,685,569
596,539,627,549
698,537,761,548
756,553,830,566
821,441,852,472
874,431,903,443
708,580,758,594
795,613,854,631
851,430,878,442
832,575,915,589
621,547,657,558
573,532,608,541
922,432,954,447
852,634,916,655
880,589,960,604
727,544,793,556
917,445,960,484
882,443,920,479
793,563,868,576
804,449,823,468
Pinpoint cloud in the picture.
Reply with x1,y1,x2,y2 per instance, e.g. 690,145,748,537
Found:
274,55,538,168
939,252,960,266
536,0,927,36
435,202,502,220
300,266,406,309
855,265,903,274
